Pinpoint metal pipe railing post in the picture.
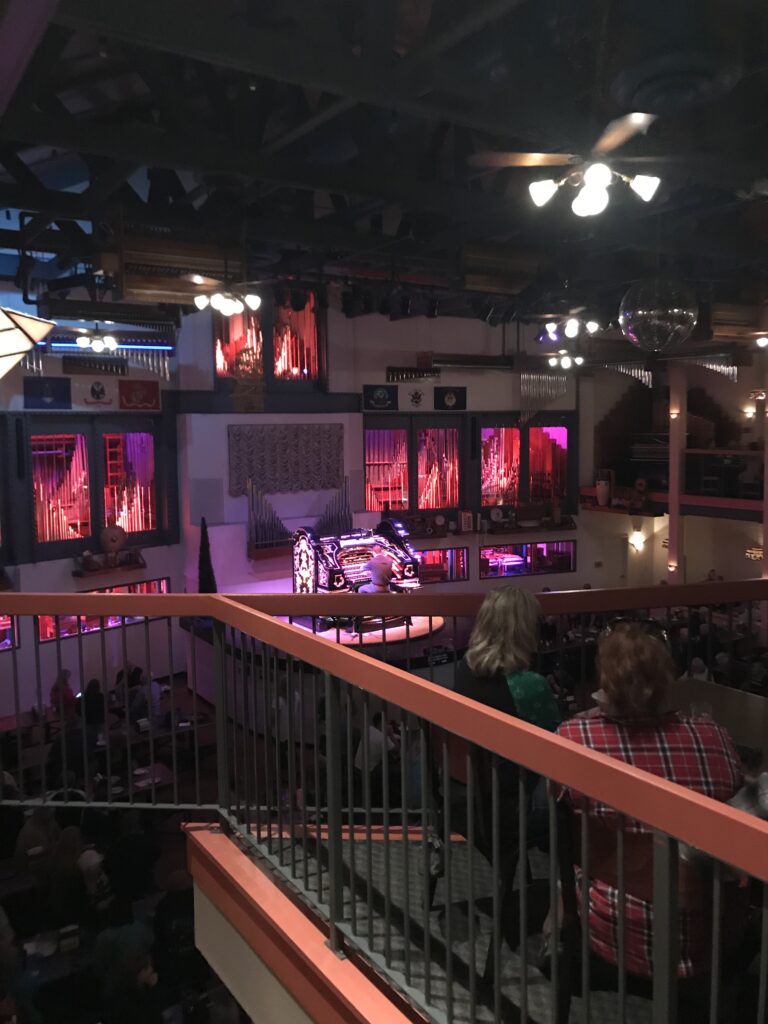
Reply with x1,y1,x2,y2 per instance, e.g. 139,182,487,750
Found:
652,832,679,1024
324,670,345,953
213,618,232,830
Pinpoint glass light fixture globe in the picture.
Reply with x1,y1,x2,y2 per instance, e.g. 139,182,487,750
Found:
572,185,609,217
545,322,558,338
231,298,245,314
756,336,768,348
564,317,579,338
583,162,612,189
194,294,210,311
90,337,105,353
244,293,261,311
547,356,558,367
103,335,118,351
76,335,91,348
585,320,600,334
210,293,225,311
560,355,573,369
629,174,661,202
574,355,585,365
528,179,559,207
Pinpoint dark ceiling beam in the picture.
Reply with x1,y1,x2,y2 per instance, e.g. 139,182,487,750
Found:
53,0,538,141
0,109,524,229
0,0,59,119
22,159,136,244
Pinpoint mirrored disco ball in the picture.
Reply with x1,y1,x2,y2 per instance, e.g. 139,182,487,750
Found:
619,278,698,352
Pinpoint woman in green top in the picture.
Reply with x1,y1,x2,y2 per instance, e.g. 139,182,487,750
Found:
454,585,562,731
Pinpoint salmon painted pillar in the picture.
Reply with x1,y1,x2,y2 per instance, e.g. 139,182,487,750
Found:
667,363,687,583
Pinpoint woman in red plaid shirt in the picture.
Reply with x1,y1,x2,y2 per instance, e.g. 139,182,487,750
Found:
557,620,743,979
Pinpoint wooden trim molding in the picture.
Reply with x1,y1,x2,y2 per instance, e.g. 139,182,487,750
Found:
187,828,416,1024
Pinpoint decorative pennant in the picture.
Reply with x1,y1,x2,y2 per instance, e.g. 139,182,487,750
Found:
363,384,399,411
118,379,161,411
23,376,71,409
520,372,567,423
434,386,467,410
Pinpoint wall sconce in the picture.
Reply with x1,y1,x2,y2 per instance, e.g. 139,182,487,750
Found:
669,410,679,420
745,408,756,419
667,563,677,573
628,530,645,553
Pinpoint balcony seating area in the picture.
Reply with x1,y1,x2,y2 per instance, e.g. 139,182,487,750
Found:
1,584,768,1024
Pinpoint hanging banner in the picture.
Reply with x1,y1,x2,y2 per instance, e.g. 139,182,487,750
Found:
434,386,467,410
23,377,71,409
72,378,117,408
363,384,399,411
118,379,161,411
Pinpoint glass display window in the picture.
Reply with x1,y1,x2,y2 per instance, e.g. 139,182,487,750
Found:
418,547,469,584
215,310,264,379
479,544,529,579
103,432,156,533
481,426,520,506
273,292,319,380
364,428,409,511
38,578,170,642
31,433,91,542
529,425,569,503
417,427,459,509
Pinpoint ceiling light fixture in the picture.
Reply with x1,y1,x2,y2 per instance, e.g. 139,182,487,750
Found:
529,160,661,216
528,178,559,207
629,174,661,202
72,325,120,354
564,317,580,339
756,336,768,348
194,288,261,316
585,320,600,334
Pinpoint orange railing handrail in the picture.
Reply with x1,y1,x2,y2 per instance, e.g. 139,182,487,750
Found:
4,577,768,619
2,587,768,880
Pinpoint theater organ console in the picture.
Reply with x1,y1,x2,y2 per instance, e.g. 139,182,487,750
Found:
292,520,421,594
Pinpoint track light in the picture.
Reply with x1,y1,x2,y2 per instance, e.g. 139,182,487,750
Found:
629,174,661,202
528,179,559,207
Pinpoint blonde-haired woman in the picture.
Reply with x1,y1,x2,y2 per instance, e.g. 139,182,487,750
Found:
455,586,560,731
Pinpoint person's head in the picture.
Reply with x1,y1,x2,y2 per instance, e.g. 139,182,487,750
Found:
372,711,385,730
54,826,82,869
86,678,101,696
596,620,674,719
690,657,707,677
372,544,383,555
466,586,541,677
53,669,71,690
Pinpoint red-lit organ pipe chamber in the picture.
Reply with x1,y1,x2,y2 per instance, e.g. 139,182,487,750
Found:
274,293,319,380
364,429,409,511
103,433,156,533
32,433,91,543
215,310,263,378
481,426,520,506
529,426,568,502
418,547,469,584
417,427,459,509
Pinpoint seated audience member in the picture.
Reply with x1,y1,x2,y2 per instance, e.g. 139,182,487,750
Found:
14,808,59,874
49,669,76,719
45,705,96,789
454,586,561,730
679,656,712,682
451,587,561,855
152,871,203,987
129,672,163,729
557,619,742,982
0,908,40,1024
48,827,87,926
354,712,398,803
104,812,160,920
0,775,23,861
78,846,113,914
78,678,106,728
94,921,163,1024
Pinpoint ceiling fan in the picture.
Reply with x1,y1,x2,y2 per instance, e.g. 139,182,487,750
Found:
469,112,663,213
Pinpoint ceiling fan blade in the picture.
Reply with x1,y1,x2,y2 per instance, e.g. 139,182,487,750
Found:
467,150,579,169
592,113,657,155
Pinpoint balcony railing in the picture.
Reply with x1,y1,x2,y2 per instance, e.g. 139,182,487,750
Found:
2,583,768,1023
